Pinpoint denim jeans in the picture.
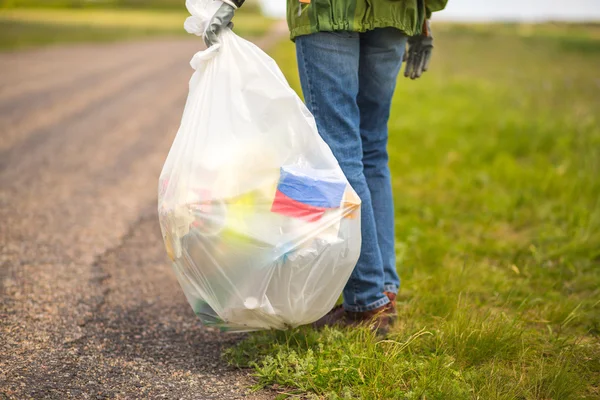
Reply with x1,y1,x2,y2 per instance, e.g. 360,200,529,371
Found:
295,28,407,312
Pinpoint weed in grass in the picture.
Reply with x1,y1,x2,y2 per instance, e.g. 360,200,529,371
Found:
440,306,523,366
526,355,583,400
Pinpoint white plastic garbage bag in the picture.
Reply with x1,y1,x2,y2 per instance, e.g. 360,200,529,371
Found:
158,0,361,331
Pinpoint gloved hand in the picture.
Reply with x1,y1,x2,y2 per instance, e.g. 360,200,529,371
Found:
404,19,433,80
203,0,244,47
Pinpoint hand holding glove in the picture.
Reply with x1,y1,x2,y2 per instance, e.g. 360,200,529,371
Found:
404,19,433,80
203,0,244,47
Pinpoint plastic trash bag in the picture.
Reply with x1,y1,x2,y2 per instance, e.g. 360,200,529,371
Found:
157,0,361,331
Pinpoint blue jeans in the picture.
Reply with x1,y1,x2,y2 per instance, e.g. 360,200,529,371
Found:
296,28,407,312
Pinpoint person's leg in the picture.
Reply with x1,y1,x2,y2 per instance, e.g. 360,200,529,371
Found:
357,28,408,295
295,32,389,312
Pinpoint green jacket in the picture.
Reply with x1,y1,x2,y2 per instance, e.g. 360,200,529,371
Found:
286,0,448,40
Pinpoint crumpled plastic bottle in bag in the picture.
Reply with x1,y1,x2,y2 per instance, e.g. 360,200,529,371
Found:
157,0,361,331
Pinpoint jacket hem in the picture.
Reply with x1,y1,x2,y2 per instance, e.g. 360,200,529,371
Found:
289,19,414,41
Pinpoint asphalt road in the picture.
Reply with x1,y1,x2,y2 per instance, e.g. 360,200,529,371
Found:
0,28,286,399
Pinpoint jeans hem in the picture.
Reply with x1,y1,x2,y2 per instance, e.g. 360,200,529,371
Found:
343,295,390,313
383,284,398,294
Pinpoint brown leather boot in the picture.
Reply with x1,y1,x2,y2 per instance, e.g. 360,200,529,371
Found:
313,292,397,335
384,291,398,322
385,291,397,303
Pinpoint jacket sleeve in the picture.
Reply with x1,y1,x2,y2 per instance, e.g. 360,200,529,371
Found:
426,0,448,18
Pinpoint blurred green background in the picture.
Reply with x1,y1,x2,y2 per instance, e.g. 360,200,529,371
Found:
0,0,271,50
2,0,213,7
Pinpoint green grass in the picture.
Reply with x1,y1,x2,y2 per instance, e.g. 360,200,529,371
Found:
225,23,600,399
0,8,274,50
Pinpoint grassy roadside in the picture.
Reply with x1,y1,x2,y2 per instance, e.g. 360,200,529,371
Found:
0,8,275,50
226,24,600,399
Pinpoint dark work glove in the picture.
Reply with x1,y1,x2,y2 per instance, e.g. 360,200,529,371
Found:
203,0,244,47
404,19,433,80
